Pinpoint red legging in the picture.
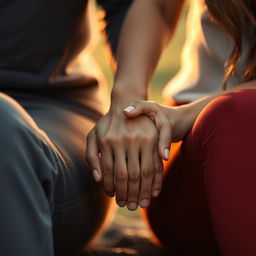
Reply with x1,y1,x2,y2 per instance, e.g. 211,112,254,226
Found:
143,89,256,256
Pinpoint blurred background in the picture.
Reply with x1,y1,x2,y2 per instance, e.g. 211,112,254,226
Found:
93,5,188,103
92,4,188,218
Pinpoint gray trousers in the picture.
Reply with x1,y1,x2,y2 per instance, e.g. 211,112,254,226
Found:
0,88,112,256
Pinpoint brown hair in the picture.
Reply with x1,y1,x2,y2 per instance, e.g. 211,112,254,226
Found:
205,0,256,88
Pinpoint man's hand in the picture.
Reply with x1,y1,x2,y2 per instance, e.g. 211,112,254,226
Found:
86,105,164,211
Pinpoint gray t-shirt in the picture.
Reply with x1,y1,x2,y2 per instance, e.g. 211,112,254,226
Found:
164,0,250,104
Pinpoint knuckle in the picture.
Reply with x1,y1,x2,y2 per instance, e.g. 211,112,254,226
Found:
113,136,123,144
141,134,156,144
102,168,113,176
101,137,111,146
99,137,110,147
124,134,137,143
116,172,128,182
128,171,140,182
142,169,154,178
102,135,124,145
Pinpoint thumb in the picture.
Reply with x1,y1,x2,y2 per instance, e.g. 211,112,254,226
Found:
158,121,172,161
123,101,159,119
86,129,102,183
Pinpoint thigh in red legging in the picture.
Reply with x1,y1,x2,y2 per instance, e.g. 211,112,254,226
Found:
143,89,256,256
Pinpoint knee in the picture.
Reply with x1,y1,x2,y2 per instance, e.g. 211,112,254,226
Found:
0,94,56,182
0,93,35,138
193,89,256,136
0,94,44,165
0,94,22,131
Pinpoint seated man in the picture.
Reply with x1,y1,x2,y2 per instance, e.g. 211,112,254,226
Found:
0,0,135,255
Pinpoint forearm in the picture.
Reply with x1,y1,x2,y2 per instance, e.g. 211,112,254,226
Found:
122,81,256,144
183,81,256,125
112,0,185,104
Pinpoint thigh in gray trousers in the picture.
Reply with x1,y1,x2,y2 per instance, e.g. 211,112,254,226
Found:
0,91,113,256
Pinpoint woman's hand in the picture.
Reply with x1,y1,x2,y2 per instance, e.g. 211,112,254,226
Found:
123,101,195,157
86,99,164,211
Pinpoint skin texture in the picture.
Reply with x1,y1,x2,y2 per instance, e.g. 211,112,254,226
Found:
86,0,186,211
87,0,256,211
123,81,256,144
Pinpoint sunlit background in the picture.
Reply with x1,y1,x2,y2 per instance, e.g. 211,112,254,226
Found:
92,4,188,217
93,6,188,103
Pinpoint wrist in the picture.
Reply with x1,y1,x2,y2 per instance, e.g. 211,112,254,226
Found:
173,104,197,128
177,101,205,127
111,81,148,107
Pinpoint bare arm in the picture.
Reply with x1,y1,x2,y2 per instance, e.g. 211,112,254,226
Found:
123,81,256,149
113,0,186,100
87,0,186,211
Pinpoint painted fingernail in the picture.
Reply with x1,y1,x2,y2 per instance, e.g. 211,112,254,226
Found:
164,148,170,160
152,190,160,198
140,199,149,208
92,169,101,182
124,105,135,113
128,202,138,211
117,201,126,207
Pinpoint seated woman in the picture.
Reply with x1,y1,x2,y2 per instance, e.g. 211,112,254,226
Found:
87,0,256,255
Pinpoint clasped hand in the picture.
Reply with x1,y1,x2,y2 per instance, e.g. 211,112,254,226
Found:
86,102,164,211
86,100,190,211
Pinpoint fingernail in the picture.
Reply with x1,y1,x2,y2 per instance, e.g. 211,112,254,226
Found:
128,202,138,211
164,148,170,160
92,169,101,182
152,190,160,198
117,201,126,207
124,105,135,113
140,199,149,208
